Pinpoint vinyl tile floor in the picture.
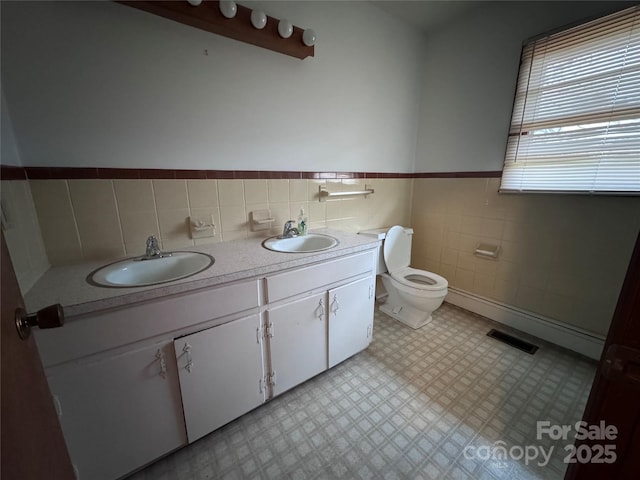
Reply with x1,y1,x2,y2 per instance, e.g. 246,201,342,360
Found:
128,303,597,480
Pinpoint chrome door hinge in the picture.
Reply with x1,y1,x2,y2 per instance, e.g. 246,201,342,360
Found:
265,320,274,338
268,370,277,387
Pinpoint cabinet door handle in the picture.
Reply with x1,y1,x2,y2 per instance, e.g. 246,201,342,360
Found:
183,343,194,373
315,299,325,320
330,295,340,315
156,349,167,379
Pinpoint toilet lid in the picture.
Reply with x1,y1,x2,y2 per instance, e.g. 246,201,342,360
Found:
383,226,411,274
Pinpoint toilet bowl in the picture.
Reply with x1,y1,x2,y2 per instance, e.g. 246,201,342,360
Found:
378,226,448,329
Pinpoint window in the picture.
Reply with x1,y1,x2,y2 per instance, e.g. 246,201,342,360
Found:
500,6,640,194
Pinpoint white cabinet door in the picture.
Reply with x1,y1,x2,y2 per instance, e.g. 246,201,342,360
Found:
46,342,187,480
328,276,375,368
268,293,328,397
175,314,265,443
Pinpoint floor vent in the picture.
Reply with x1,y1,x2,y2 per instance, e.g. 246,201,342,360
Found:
487,329,539,354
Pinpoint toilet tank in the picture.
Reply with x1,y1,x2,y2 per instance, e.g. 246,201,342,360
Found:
359,227,414,275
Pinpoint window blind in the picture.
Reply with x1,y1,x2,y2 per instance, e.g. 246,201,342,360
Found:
500,6,640,194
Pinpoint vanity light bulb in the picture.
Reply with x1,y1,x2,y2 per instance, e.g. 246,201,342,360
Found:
278,19,293,39
250,10,267,29
302,29,316,47
187,0,202,6
219,0,237,19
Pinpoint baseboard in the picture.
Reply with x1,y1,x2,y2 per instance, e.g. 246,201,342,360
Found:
445,287,606,361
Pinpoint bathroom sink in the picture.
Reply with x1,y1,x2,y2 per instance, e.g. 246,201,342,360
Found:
88,251,214,287
262,233,339,253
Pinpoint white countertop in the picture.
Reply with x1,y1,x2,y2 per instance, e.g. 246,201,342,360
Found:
25,229,380,317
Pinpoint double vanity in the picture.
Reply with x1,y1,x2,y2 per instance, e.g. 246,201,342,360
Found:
26,229,380,480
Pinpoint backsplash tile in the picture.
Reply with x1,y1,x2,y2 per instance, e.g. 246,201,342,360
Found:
243,180,268,205
289,180,307,203
68,180,124,261
115,179,161,255
29,180,82,266
25,177,413,267
36,213,83,265
307,201,326,227
219,204,247,233
157,208,192,250
307,180,324,202
186,180,218,209
73,213,125,261
120,211,160,255
114,180,156,213
265,202,291,230
153,179,188,211
218,179,245,206
68,180,117,219
267,179,289,204
29,179,75,215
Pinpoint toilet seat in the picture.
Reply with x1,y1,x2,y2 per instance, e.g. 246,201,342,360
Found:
391,267,448,291
383,226,413,274
383,226,448,292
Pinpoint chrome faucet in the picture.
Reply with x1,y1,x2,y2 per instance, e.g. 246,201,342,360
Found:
137,235,171,260
280,220,299,239
146,235,161,257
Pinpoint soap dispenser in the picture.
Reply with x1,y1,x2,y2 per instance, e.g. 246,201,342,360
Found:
297,207,308,235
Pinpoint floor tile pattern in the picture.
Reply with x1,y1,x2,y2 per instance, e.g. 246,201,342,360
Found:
129,303,596,480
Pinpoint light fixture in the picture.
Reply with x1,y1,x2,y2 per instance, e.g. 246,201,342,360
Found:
278,19,293,39
123,2,315,59
219,1,237,19
302,29,316,47
251,10,267,29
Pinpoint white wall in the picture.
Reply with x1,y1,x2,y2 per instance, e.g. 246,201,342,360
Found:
415,1,635,172
1,0,424,173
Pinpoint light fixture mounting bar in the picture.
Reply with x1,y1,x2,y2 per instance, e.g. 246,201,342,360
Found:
117,1,314,60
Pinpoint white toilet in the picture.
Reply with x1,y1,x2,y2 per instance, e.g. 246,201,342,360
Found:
378,226,448,329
